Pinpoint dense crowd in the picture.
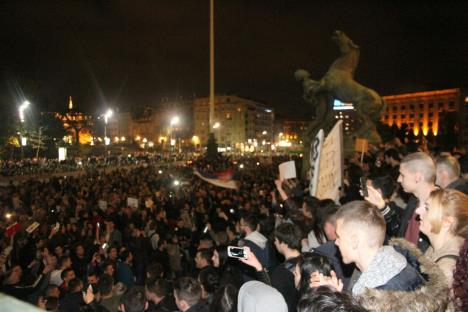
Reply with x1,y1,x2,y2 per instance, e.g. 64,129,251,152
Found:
0,141,467,312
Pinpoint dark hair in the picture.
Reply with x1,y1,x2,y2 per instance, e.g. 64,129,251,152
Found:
297,286,368,312
147,262,164,279
275,222,302,251
45,296,59,311
370,175,396,200
198,266,220,295
120,250,131,262
44,285,59,297
240,212,258,231
58,255,71,268
121,286,147,312
146,277,167,297
197,248,214,265
98,274,114,296
297,253,333,295
68,278,82,291
453,238,468,312
173,277,201,307
209,284,238,312
384,148,400,162
61,268,73,280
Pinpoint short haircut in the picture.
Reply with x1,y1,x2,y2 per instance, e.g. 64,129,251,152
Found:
274,222,302,251
427,189,468,237
335,201,386,247
147,262,164,279
198,266,220,294
173,277,201,307
121,286,147,312
68,278,82,291
197,248,214,265
401,152,436,183
297,286,368,312
98,274,114,296
58,255,71,268
240,212,258,231
61,268,74,280
436,155,461,179
145,277,167,298
384,148,400,162
370,175,396,200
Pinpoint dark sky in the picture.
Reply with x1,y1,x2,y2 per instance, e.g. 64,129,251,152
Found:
1,0,467,118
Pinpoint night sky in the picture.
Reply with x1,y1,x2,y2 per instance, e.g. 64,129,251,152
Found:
1,0,467,118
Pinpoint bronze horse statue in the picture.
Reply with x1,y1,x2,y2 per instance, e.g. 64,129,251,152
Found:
296,30,386,144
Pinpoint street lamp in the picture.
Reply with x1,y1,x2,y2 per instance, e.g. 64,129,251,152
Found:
19,100,30,123
170,116,180,153
103,109,113,156
18,100,31,159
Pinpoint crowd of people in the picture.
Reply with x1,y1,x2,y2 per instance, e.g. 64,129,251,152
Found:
0,141,467,312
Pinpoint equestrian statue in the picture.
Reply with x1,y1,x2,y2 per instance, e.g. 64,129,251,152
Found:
295,30,386,175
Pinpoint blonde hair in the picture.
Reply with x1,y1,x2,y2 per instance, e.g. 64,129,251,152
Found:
427,189,468,237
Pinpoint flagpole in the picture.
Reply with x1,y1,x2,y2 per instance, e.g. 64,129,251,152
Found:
209,0,215,130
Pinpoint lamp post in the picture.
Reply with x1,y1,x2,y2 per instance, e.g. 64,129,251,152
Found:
170,116,180,153
103,109,113,156
18,100,30,159
213,122,220,147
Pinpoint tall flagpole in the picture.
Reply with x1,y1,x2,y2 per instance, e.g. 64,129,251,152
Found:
209,0,215,130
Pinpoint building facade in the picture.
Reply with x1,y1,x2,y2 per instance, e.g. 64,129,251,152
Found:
193,95,274,151
381,88,461,137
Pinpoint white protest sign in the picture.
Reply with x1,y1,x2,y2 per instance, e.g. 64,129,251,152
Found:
309,129,324,196
127,197,139,209
315,121,343,202
278,161,297,181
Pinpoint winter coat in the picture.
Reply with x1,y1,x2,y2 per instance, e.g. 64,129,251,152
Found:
357,238,450,312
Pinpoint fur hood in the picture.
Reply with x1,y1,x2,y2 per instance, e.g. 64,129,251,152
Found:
357,238,450,312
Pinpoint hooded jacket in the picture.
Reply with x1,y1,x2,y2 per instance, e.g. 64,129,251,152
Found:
238,281,288,312
356,238,450,312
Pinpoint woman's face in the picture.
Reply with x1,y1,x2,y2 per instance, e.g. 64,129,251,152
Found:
212,250,220,268
415,200,432,236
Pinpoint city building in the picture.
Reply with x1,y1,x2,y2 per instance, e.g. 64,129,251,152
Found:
333,99,357,136
54,96,93,144
381,88,461,139
193,95,274,151
274,119,308,148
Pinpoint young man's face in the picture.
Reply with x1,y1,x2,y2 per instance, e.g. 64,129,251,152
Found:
334,219,355,264
397,164,418,194
194,252,206,269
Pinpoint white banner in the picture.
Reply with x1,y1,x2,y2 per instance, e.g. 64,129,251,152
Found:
309,129,324,196
314,121,343,202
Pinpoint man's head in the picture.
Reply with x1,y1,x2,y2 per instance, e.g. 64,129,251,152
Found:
435,155,461,188
120,286,148,312
239,213,258,236
173,277,202,312
68,278,83,293
384,148,400,166
87,271,99,285
61,268,75,283
274,222,302,254
44,285,60,298
334,201,386,268
59,255,72,269
195,248,213,269
297,286,367,312
98,274,114,298
397,152,436,194
145,277,168,304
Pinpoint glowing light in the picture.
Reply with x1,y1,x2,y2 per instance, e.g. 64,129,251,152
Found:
174,180,180,186
170,139,176,146
104,109,113,124
213,122,220,129
142,138,148,143
192,135,200,145
104,137,110,145
121,136,126,141
21,137,27,146
19,100,30,123
148,141,154,148
262,130,267,135
170,116,180,126
239,164,244,169
135,136,141,141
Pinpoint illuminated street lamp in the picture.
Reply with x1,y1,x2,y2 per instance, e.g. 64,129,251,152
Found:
103,109,113,155
18,100,31,159
19,100,30,123
169,116,180,153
